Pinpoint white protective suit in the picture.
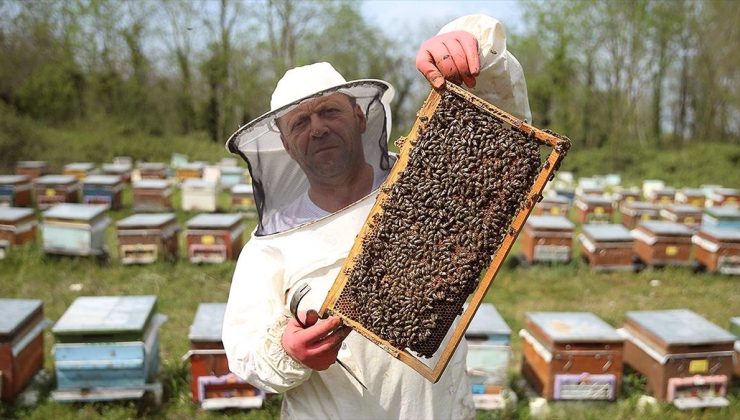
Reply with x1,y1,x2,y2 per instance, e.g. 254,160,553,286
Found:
223,14,531,419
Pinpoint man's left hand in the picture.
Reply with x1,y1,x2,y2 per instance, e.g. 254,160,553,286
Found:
416,31,480,89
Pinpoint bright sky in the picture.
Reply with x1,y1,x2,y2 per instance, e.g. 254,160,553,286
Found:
361,0,524,38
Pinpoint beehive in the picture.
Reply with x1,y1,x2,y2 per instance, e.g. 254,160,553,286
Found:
620,309,734,408
619,201,660,229
521,215,574,264
648,187,676,207
185,303,264,409
702,206,740,230
102,163,132,184
0,175,32,207
632,221,693,267
133,179,172,212
465,303,511,410
185,214,244,263
82,175,124,210
612,187,641,207
176,163,204,182
182,179,218,212
51,296,166,402
532,194,570,217
520,312,623,401
219,166,245,188
42,203,110,257
579,224,634,271
138,162,168,180
642,180,665,200
230,184,255,213
660,204,702,230
692,227,740,275
731,317,740,377
15,161,48,180
319,82,569,382
116,213,180,264
0,207,36,259
0,299,45,403
63,162,95,180
575,194,613,224
706,188,739,208
33,175,79,209
675,188,706,208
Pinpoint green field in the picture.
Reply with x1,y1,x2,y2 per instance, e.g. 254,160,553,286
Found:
1,185,738,419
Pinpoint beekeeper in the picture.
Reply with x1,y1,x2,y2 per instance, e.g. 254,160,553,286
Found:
223,14,531,419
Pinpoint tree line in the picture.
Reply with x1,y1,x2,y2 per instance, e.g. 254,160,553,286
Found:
0,0,737,152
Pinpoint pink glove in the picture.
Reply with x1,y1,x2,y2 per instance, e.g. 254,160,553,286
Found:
416,31,480,89
282,310,351,371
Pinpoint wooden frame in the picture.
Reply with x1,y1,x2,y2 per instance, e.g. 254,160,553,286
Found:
319,82,570,382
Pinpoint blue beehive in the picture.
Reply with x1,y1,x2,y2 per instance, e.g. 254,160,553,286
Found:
42,204,110,256
82,175,124,209
51,296,165,391
219,166,245,187
703,206,740,230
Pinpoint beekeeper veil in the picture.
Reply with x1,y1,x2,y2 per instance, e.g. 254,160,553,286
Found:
226,62,395,236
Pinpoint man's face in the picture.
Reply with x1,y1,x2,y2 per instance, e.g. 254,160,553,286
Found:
278,93,367,182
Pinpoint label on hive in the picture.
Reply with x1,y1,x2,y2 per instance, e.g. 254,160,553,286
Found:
553,374,616,400
550,208,561,215
666,246,678,256
45,188,55,197
201,235,215,245
594,207,604,215
534,245,570,262
689,359,708,374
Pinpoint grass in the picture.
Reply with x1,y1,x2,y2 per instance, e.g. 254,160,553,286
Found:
1,188,738,420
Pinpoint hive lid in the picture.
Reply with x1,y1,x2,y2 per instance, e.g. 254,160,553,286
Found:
117,213,176,228
179,162,204,170
679,188,704,196
652,187,676,194
64,162,95,171
525,215,574,230
83,174,122,185
527,312,622,343
220,166,244,175
699,227,740,241
0,175,30,184
182,178,216,188
0,298,43,341
52,295,157,339
35,175,77,185
0,207,35,223
16,160,47,168
187,213,242,228
626,309,735,346
582,224,632,241
44,203,107,221
622,201,659,211
102,163,131,172
541,194,570,204
139,162,166,170
134,179,170,189
188,303,227,342
665,204,701,214
638,220,693,236
466,303,511,337
704,206,740,220
578,194,612,205
231,184,253,194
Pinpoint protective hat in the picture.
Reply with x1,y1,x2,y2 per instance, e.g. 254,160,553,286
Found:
226,62,396,236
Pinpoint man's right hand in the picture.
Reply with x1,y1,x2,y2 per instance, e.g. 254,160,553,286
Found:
282,311,351,371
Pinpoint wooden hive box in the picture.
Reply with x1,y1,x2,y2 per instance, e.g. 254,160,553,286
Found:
0,175,32,207
648,187,676,207
42,203,110,257
132,179,172,212
33,175,79,210
15,161,48,180
675,188,706,208
731,317,740,377
219,166,245,188
532,194,570,217
612,187,641,208
185,214,244,263
116,213,180,264
62,162,95,181
692,227,740,275
577,186,605,197
631,220,693,267
579,223,635,271
702,206,740,230
102,163,132,184
520,312,623,401
0,299,45,403
185,303,264,409
0,207,37,259
138,162,168,180
82,174,124,210
642,180,665,201
464,303,511,410
176,163,204,183
51,296,166,402
230,184,255,214
575,194,613,224
182,179,218,212
706,188,739,208
521,215,574,264
318,82,570,383
619,309,734,409
619,201,660,229
660,204,702,230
